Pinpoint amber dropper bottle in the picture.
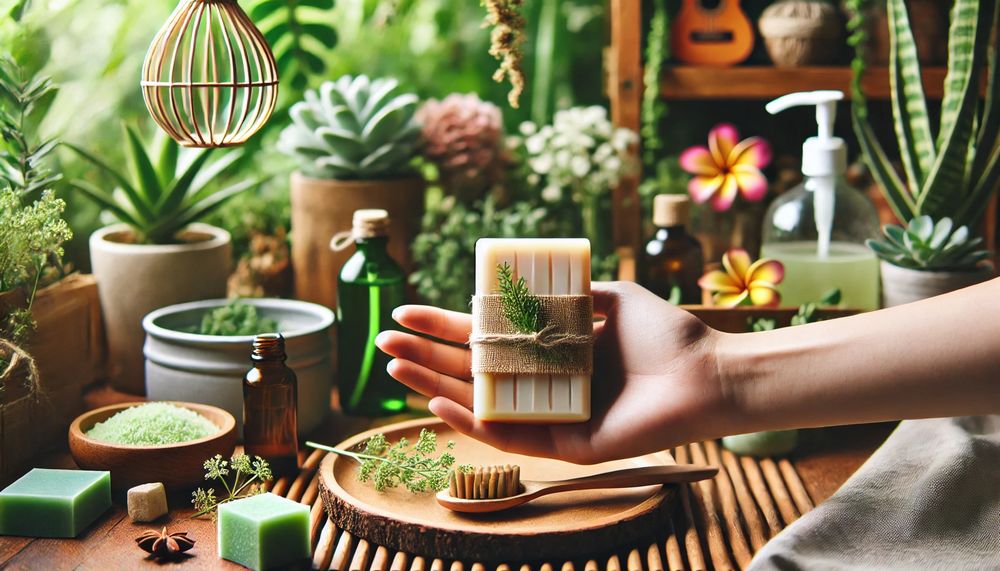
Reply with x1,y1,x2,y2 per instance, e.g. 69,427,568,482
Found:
243,333,299,475
641,194,705,305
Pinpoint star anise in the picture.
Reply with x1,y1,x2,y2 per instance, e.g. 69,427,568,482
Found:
135,527,195,559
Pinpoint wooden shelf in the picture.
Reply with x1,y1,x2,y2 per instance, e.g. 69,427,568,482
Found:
659,66,948,100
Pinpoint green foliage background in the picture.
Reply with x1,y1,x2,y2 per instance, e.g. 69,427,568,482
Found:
1,0,608,269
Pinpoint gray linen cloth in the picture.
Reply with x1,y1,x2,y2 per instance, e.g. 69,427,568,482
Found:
749,416,1000,570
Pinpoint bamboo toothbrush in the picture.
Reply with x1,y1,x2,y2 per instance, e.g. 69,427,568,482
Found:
437,464,718,513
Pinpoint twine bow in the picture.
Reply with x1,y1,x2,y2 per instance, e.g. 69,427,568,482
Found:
470,323,592,350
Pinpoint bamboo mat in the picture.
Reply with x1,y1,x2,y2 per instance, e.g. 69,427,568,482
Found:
270,439,814,571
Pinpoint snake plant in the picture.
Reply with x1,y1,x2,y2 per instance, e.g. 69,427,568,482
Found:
67,126,256,244
277,75,421,180
852,0,999,229
866,215,990,271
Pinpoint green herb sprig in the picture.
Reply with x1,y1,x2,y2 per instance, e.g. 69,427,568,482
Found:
191,454,273,518
307,429,466,493
497,262,540,333
185,299,279,336
748,289,842,332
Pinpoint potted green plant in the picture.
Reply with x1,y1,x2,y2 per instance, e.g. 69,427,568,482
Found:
867,216,991,306
67,127,255,394
277,74,424,309
143,298,334,434
852,0,998,305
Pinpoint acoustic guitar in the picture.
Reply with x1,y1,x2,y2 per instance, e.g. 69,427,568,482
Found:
671,0,754,66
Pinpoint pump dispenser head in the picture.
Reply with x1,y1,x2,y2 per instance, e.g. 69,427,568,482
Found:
765,90,846,177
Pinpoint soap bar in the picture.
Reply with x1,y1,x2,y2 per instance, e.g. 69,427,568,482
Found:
127,482,168,522
473,238,591,422
218,492,311,570
0,468,111,537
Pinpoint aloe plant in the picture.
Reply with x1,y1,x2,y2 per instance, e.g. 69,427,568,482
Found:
277,75,421,180
66,126,256,245
867,215,990,271
852,0,999,229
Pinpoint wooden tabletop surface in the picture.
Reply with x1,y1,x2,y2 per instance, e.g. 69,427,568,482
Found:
0,386,895,570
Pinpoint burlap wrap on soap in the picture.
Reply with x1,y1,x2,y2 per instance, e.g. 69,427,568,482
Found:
470,295,593,375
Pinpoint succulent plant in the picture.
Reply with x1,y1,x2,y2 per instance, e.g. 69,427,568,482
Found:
866,216,991,271
416,93,505,197
67,126,256,245
277,75,421,180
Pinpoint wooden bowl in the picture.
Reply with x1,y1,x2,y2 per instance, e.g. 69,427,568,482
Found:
68,401,237,491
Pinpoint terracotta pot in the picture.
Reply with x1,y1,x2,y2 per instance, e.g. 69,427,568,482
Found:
290,173,425,310
880,261,994,307
90,224,231,394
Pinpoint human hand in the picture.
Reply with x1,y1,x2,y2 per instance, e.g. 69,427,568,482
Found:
375,281,732,464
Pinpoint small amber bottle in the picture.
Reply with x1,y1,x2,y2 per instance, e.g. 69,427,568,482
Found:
641,194,705,304
243,333,299,475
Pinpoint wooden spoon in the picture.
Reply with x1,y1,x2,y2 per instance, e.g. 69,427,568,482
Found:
436,464,718,513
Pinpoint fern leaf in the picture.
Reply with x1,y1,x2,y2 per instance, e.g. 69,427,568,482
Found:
497,262,540,334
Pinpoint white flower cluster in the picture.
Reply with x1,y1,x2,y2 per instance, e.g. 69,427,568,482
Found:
511,106,637,203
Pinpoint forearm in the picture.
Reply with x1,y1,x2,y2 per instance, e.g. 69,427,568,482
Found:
717,277,1000,433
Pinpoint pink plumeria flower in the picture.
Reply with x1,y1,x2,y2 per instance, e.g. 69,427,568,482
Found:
698,248,784,307
680,123,772,212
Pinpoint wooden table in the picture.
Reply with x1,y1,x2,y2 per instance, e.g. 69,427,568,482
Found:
0,387,894,571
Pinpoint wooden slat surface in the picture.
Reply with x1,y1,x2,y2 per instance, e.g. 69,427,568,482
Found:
0,421,891,570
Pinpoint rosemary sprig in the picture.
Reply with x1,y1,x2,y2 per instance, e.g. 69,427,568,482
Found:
191,454,273,519
496,262,540,333
307,429,466,493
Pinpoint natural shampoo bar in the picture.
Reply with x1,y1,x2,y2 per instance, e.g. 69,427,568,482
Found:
472,238,592,422
0,468,111,537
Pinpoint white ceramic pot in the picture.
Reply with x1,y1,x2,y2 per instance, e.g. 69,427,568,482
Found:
880,261,994,307
90,224,231,394
143,298,334,435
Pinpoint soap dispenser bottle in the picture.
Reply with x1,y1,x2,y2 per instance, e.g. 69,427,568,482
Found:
761,90,881,310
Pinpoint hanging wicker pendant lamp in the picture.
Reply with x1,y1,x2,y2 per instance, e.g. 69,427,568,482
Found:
141,0,278,148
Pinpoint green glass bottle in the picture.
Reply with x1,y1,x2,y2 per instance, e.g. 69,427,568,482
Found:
336,209,407,415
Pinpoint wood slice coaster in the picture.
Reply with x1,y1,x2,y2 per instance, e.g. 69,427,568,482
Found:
318,418,676,562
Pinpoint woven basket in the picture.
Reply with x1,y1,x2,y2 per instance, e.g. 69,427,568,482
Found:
758,0,842,67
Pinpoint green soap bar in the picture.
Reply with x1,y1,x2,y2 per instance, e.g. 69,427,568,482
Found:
218,492,311,571
0,468,111,537
722,430,799,457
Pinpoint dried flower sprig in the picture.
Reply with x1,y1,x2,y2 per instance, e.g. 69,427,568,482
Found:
307,429,466,493
482,0,526,108
191,454,273,518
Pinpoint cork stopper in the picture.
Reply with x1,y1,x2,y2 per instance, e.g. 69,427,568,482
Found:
653,194,690,227
352,209,390,238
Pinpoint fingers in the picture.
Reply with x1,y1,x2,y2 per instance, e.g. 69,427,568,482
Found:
386,359,473,408
391,305,471,345
376,330,472,380
428,397,564,459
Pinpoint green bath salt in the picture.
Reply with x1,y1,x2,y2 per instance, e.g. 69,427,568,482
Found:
86,402,218,446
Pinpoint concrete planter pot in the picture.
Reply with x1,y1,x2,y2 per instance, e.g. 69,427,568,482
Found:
143,298,334,434
90,224,231,394
880,261,994,307
290,173,424,309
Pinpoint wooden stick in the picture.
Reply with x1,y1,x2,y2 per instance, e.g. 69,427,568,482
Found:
720,448,771,551
351,540,373,571
451,562,466,571
312,518,336,571
646,542,664,571
270,474,292,497
560,562,575,571
540,564,554,571
392,552,410,571
740,456,785,536
684,443,735,571
692,441,753,569
778,458,815,515
518,565,531,571
331,530,354,571
470,564,486,571
584,560,599,571
674,446,708,571
663,516,686,571
309,500,327,545
287,448,324,502
370,547,390,571
759,458,800,526
496,564,512,571
627,548,643,571
411,556,428,571
606,555,622,571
